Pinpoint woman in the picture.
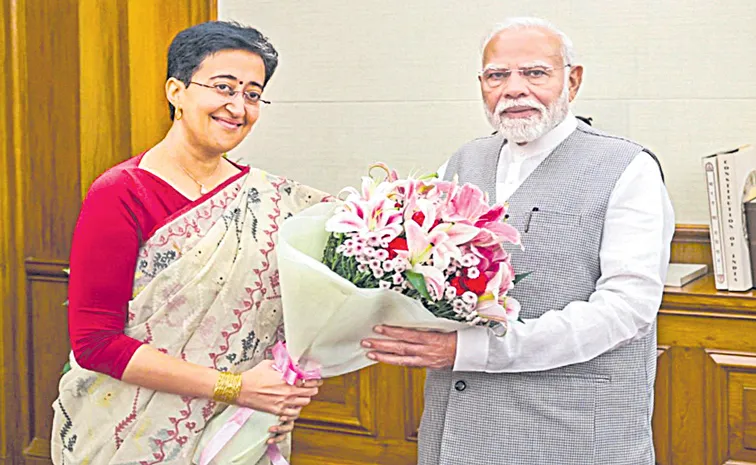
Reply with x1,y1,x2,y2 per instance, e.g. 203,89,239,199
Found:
52,21,324,464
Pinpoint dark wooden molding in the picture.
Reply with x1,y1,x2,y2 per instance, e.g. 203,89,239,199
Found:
24,258,69,279
672,224,710,244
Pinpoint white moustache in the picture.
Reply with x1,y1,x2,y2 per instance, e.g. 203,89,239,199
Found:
496,98,547,115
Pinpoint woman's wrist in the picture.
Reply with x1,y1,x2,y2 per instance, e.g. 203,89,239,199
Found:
212,371,243,404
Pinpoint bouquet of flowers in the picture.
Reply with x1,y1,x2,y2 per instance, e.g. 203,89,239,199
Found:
279,163,525,377
195,164,525,464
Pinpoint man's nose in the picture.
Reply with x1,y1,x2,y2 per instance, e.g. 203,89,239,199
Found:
503,72,530,99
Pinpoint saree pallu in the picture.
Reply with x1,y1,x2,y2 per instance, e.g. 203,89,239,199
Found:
51,168,327,465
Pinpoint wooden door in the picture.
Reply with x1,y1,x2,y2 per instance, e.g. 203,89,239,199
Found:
0,1,215,463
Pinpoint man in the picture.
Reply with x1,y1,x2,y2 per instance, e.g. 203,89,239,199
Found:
361,17,675,465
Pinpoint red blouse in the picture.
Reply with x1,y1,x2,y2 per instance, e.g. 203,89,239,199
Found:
68,153,246,379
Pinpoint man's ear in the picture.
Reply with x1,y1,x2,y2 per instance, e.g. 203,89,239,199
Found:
568,65,583,102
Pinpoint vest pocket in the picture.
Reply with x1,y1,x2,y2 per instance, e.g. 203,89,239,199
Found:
525,209,581,231
453,371,607,465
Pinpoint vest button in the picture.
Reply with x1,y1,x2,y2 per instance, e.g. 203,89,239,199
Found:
454,380,466,392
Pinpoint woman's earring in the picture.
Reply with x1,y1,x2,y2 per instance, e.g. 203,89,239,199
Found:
175,107,183,121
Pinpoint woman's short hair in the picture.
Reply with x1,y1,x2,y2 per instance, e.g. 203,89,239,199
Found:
166,21,278,119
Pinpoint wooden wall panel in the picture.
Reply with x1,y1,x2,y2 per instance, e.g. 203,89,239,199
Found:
0,1,217,464
78,0,131,195
706,352,756,464
19,0,81,462
22,261,70,463
0,0,27,461
0,0,19,461
404,368,425,442
127,0,217,154
22,0,81,259
298,368,377,436
652,347,672,465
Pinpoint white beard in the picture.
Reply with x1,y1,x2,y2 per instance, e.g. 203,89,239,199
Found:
485,83,570,143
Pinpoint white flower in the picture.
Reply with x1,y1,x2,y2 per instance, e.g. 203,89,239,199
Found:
379,280,392,290
366,233,384,247
353,236,367,247
392,258,409,273
353,242,365,255
382,260,395,272
466,267,480,279
392,273,405,285
372,267,385,279
460,253,480,267
357,264,368,273
375,249,389,261
461,291,478,305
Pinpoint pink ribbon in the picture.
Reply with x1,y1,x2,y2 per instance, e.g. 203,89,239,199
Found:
198,342,321,465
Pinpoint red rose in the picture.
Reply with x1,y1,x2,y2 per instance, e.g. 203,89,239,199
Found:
449,276,465,296
461,274,488,296
387,236,408,259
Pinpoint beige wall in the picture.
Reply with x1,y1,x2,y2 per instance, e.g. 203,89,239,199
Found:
220,0,756,224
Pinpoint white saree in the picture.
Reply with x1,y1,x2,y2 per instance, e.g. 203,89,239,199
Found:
51,167,327,465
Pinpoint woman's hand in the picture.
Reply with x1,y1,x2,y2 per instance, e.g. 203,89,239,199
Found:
267,419,296,445
237,360,321,419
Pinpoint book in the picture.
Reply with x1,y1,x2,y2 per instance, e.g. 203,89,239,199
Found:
716,144,756,291
665,263,708,287
701,154,728,289
746,200,756,282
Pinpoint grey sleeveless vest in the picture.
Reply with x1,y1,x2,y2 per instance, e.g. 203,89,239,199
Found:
419,121,658,465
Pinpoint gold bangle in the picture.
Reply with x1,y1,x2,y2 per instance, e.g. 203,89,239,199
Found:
213,371,242,404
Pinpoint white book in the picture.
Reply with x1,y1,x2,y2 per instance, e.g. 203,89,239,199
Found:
701,154,728,289
716,145,756,291
665,263,708,287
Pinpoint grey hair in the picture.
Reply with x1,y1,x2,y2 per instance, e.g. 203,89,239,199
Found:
481,17,576,66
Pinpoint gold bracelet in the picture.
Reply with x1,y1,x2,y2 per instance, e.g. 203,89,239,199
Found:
213,371,242,404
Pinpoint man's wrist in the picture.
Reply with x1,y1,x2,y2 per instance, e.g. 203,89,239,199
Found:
452,326,490,372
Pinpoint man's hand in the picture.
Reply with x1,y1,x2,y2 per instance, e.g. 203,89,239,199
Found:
361,325,457,369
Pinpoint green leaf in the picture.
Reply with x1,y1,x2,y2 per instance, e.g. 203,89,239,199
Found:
405,270,432,300
513,271,531,285
61,361,71,375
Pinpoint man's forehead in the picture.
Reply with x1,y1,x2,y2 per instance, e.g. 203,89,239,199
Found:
482,28,562,64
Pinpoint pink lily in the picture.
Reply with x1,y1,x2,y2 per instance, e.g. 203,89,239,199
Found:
395,220,454,299
503,296,521,321
473,205,521,247
326,197,403,243
470,244,509,275
445,183,492,224
406,201,480,269
475,272,508,319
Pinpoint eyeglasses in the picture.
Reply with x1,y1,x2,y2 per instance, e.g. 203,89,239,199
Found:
479,64,571,88
188,81,271,106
